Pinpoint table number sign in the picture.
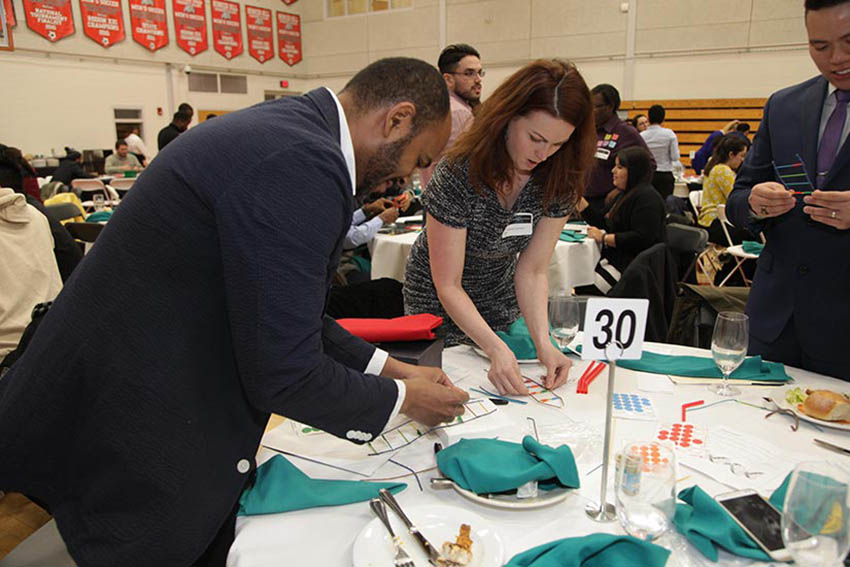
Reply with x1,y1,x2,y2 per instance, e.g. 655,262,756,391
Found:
129,0,167,51
581,298,648,361
173,0,207,55
24,0,74,42
245,5,272,63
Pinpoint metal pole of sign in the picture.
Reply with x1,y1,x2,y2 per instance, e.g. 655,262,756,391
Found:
586,344,620,522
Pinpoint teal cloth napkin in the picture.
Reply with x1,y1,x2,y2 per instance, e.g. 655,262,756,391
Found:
616,351,790,382
496,317,558,360
741,240,764,255
673,474,790,561
85,210,112,222
505,533,670,567
436,435,579,494
559,229,587,242
237,455,406,516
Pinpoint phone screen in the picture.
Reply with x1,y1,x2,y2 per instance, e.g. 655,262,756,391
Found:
718,493,785,551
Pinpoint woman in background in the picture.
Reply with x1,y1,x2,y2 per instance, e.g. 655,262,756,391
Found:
697,133,751,244
404,59,596,396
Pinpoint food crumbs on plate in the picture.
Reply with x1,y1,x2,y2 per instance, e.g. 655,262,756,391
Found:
438,523,473,566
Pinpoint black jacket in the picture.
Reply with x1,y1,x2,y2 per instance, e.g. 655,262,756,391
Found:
157,122,185,150
582,182,666,273
0,89,399,566
52,159,92,186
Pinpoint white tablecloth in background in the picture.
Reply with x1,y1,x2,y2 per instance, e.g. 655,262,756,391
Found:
228,344,847,567
369,231,601,294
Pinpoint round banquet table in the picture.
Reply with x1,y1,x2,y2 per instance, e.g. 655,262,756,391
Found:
228,343,850,567
368,230,601,295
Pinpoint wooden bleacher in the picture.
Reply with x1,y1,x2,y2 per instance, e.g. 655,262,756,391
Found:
622,98,766,174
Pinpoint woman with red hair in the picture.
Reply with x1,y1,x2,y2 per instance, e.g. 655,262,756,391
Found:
404,59,596,396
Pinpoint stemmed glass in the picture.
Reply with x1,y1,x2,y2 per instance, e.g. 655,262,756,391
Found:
548,293,584,351
708,312,749,397
782,461,850,566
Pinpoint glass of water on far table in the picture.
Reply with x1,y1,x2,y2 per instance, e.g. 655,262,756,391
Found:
709,312,749,397
548,293,582,350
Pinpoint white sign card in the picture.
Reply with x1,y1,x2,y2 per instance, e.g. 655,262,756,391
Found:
581,298,648,360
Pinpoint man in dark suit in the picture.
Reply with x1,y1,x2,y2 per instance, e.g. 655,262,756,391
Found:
0,58,466,566
157,110,192,150
727,0,850,379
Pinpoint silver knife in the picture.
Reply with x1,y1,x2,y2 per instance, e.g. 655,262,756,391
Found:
814,438,850,456
379,488,445,566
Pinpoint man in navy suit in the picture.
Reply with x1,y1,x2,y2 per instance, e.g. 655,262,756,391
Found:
727,0,850,379
0,58,467,566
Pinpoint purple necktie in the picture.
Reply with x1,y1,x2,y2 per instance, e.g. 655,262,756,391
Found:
817,89,850,188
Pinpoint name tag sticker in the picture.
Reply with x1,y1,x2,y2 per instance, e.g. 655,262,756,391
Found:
595,147,611,161
502,212,533,238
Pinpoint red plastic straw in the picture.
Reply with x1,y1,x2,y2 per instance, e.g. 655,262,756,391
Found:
582,362,606,393
681,400,705,422
576,361,598,394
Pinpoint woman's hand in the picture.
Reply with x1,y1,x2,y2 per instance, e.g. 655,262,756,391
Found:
486,345,528,396
537,343,572,390
587,226,605,244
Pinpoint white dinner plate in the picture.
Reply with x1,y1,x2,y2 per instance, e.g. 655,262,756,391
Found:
352,504,504,567
775,391,850,432
472,346,539,364
449,481,574,510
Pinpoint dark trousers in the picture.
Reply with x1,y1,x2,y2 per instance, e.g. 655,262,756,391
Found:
749,315,850,381
652,171,675,200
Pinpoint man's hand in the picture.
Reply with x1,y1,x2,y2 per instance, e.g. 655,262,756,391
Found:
379,206,399,224
393,192,412,211
748,182,794,218
363,198,393,217
401,377,469,426
804,190,850,230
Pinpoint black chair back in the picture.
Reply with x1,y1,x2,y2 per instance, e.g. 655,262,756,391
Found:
44,203,82,223
65,222,104,243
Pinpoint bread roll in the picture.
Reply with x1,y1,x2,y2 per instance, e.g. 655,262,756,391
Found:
801,390,850,421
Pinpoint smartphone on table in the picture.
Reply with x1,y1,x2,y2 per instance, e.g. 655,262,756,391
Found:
715,489,792,562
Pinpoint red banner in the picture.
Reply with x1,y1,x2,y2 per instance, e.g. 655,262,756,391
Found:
173,0,206,55
211,0,241,59
4,0,16,26
245,5,271,63
23,0,74,42
80,0,124,47
129,0,167,51
276,11,300,66
280,0,296,4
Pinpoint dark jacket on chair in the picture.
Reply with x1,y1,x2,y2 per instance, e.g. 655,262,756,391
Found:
0,89,399,566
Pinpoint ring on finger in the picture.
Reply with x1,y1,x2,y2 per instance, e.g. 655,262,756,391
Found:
831,209,839,219
760,205,769,216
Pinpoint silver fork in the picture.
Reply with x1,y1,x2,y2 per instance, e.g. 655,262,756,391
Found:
370,498,416,567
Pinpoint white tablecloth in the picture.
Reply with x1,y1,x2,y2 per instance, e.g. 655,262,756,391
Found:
228,344,849,567
369,231,601,294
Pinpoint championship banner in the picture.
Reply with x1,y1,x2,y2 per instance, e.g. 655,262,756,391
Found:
129,0,167,51
23,0,74,42
211,0,242,60
245,5,271,63
280,0,296,4
276,11,300,66
173,0,206,55
80,0,124,47
4,0,16,26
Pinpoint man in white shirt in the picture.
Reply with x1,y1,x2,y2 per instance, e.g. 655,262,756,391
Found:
419,44,482,188
124,126,149,166
641,104,681,199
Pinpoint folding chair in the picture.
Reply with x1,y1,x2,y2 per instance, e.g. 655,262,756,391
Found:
44,203,84,224
108,177,135,199
715,204,759,287
688,189,703,220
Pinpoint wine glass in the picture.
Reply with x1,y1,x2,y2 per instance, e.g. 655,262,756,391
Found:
782,461,850,566
615,442,676,541
708,312,748,397
548,293,583,351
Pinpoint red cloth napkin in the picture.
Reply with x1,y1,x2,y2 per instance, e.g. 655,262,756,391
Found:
336,314,443,343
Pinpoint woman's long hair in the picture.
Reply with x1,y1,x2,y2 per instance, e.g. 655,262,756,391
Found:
446,59,595,208
607,146,652,223
704,134,748,176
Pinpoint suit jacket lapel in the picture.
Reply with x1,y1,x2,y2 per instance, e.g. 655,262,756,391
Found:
801,76,827,184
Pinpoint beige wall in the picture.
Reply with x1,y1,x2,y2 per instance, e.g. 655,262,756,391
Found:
1,0,821,156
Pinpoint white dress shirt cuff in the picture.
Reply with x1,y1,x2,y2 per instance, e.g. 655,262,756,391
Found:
385,379,406,431
364,348,406,431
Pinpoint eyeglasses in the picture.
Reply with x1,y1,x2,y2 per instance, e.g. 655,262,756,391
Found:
448,69,486,78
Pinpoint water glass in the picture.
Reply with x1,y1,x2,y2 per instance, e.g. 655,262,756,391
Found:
93,193,105,212
616,442,676,541
709,311,748,397
782,461,850,566
548,294,584,350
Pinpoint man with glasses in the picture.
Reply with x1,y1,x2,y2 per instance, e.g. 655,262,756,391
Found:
420,43,484,188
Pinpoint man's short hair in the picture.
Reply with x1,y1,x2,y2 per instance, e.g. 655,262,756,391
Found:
178,102,194,115
437,44,480,74
648,104,665,124
806,0,850,11
115,139,128,150
591,84,621,112
736,122,751,133
174,111,192,124
341,57,449,134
